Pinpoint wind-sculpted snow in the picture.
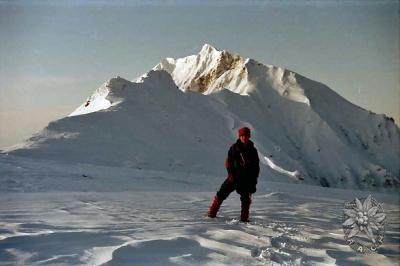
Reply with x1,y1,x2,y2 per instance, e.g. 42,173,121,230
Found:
69,77,126,117
3,44,399,191
1,45,399,266
0,155,398,265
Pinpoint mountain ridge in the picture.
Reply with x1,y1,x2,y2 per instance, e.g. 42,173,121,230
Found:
4,44,399,191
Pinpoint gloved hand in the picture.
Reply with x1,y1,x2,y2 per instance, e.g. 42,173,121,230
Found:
227,173,235,183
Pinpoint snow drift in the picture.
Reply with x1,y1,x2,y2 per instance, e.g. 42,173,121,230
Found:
3,44,399,191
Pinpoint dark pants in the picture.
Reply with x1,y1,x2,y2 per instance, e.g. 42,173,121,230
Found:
216,178,251,207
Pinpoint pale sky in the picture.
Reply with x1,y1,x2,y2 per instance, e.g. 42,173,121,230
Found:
0,0,399,149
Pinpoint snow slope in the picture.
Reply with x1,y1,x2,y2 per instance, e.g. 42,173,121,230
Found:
2,44,399,191
0,44,399,265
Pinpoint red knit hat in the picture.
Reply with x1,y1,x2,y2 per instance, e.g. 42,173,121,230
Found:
238,127,251,137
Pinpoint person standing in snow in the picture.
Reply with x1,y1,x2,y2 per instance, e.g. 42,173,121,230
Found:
208,127,260,222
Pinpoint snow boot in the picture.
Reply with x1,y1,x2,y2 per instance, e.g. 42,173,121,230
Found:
207,196,222,218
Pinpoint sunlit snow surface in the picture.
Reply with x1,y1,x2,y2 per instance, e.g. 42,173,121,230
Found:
6,45,400,191
0,154,398,266
1,44,399,265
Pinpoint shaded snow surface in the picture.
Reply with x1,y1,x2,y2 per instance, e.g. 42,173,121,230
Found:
0,154,399,265
0,45,399,265
3,44,399,191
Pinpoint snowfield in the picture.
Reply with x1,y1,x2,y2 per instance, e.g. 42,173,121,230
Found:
5,44,399,191
0,44,399,265
0,154,398,265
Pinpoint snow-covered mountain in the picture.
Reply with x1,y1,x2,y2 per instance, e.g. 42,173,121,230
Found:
4,44,399,191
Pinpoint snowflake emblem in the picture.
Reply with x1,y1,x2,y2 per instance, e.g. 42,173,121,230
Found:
342,195,386,253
